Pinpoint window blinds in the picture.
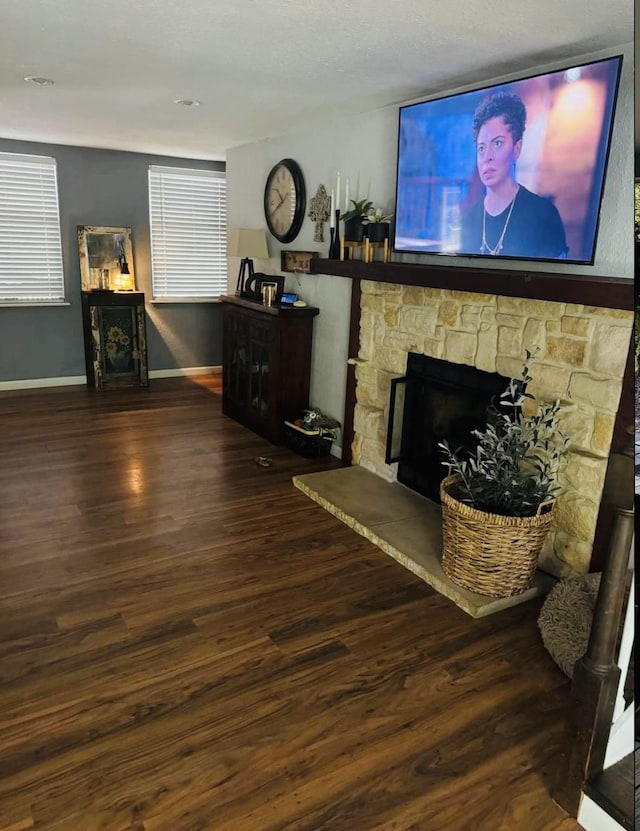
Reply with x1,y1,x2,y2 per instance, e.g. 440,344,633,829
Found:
149,166,227,299
0,153,65,303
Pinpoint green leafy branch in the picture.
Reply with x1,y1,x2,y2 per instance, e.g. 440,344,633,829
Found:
439,351,570,517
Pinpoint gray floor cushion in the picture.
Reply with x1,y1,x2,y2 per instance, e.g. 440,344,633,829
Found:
537,572,601,678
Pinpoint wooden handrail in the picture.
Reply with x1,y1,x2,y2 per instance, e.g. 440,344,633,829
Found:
552,505,634,815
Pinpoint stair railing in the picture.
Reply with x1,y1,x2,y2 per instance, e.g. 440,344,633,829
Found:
602,562,634,769
552,504,635,816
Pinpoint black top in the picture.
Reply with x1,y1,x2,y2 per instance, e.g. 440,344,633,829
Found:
460,185,567,259
219,294,319,317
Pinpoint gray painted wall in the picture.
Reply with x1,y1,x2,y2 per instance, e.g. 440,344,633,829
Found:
0,138,225,383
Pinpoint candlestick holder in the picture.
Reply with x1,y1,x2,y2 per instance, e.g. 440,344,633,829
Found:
328,210,341,259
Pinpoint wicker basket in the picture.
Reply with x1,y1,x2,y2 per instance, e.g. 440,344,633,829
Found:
439,474,554,598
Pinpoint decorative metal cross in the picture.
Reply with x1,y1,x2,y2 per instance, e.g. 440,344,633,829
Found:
308,184,331,243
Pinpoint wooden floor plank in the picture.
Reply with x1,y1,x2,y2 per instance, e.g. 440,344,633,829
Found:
0,376,578,829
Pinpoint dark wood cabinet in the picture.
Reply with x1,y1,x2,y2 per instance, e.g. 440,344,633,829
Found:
221,295,319,444
81,291,149,389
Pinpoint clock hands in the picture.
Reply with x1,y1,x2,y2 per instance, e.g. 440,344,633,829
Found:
270,189,289,218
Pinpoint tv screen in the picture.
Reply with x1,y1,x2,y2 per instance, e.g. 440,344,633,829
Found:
394,55,622,264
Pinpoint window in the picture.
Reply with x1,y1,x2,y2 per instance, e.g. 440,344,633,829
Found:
0,153,64,303
149,165,227,300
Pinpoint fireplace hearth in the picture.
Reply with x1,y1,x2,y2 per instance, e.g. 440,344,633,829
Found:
293,465,555,617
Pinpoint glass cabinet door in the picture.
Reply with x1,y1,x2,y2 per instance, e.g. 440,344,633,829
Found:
227,314,250,406
225,313,272,420
248,321,270,417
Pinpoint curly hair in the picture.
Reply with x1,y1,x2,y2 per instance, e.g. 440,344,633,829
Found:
473,92,527,143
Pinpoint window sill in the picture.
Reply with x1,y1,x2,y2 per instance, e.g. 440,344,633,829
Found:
150,297,223,304
0,301,70,308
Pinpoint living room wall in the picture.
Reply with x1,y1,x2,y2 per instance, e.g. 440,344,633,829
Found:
0,139,224,385
226,44,633,437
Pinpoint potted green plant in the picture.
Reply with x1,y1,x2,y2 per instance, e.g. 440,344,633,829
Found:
341,198,373,243
438,352,570,598
364,208,393,243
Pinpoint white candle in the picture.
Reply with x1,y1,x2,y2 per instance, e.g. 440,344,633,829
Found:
330,190,335,228
336,172,341,213
345,179,350,213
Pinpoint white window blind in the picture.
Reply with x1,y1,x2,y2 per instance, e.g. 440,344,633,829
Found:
0,153,64,303
149,165,227,299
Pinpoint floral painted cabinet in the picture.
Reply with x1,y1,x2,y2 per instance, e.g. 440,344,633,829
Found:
81,291,148,389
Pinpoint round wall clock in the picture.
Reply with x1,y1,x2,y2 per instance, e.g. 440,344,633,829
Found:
264,158,306,243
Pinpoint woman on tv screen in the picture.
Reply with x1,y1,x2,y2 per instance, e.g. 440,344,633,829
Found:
460,92,567,259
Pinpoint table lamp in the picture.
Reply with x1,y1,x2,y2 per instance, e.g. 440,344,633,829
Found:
228,228,269,296
115,254,134,291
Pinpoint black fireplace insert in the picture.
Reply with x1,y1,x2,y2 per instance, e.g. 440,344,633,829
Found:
385,353,508,503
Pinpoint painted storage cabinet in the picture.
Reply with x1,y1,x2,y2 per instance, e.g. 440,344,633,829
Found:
81,291,148,389
221,295,318,444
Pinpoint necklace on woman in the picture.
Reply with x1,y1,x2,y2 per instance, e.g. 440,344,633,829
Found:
481,187,520,255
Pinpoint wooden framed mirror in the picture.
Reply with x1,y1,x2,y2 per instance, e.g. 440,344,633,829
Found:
78,225,135,292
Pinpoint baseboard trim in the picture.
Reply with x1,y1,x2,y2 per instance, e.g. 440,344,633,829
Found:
149,366,222,379
0,375,87,391
0,366,221,391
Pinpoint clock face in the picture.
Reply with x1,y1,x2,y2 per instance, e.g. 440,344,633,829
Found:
264,159,305,243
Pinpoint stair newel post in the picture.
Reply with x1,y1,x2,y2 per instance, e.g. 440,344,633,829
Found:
583,507,634,672
552,505,634,815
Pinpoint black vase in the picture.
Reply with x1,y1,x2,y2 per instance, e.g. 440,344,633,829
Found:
366,222,390,243
328,210,341,259
343,217,365,243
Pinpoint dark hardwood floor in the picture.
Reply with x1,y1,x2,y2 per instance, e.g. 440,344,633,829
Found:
0,375,579,830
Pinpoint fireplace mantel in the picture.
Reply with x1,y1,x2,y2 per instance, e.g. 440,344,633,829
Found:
311,258,633,311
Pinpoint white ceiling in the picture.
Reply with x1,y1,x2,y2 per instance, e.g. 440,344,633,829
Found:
0,0,633,161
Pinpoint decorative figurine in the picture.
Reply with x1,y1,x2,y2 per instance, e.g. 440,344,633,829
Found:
308,184,331,243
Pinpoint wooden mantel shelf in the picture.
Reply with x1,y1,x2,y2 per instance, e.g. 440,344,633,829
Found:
310,258,633,311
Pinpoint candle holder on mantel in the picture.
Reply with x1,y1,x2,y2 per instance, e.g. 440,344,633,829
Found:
328,210,341,259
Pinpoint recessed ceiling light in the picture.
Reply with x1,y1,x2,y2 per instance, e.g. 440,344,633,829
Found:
24,76,55,85
174,98,201,107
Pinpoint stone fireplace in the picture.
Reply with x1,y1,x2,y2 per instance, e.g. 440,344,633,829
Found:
352,279,633,578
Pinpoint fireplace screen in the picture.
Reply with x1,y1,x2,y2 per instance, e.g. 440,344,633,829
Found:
386,353,507,503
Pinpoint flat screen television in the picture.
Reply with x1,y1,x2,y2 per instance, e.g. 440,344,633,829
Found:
394,55,622,265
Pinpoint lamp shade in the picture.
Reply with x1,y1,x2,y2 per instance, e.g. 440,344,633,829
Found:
228,228,269,260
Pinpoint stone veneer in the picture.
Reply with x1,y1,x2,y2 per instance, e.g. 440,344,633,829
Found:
353,280,633,578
